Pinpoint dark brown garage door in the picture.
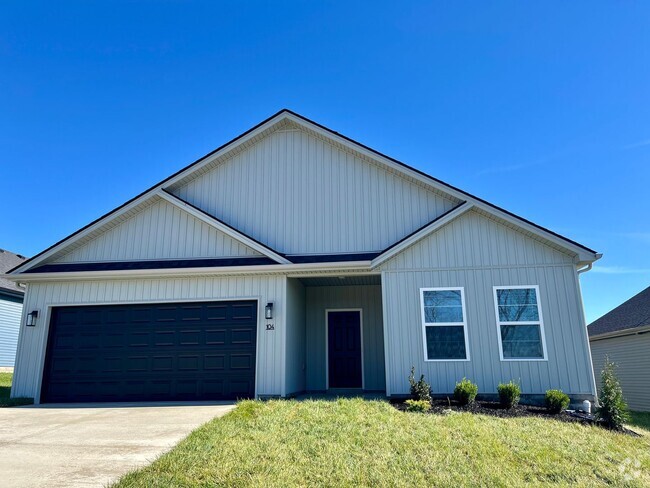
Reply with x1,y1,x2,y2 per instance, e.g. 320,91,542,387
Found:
41,301,257,403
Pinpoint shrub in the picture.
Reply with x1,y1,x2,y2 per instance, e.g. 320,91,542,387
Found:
405,399,431,413
545,389,570,414
408,366,432,402
596,357,629,430
454,378,478,405
497,381,521,409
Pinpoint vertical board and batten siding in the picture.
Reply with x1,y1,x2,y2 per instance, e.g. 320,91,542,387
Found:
171,128,459,255
305,285,385,391
54,198,260,263
590,333,650,411
285,279,306,395
0,297,23,367
380,210,595,398
11,276,285,401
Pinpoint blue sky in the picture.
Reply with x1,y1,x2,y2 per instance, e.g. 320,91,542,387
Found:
1,2,648,323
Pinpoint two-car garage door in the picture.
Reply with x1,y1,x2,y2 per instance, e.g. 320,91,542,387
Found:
41,300,258,403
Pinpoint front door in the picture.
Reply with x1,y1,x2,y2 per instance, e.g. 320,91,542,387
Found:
327,310,362,388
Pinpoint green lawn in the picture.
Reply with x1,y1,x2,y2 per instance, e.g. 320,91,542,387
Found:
629,411,650,432
115,399,650,487
0,373,33,407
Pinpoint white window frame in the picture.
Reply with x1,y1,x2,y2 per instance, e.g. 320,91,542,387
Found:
420,287,470,362
493,285,548,362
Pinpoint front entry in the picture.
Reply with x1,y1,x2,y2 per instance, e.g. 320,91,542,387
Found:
327,310,363,388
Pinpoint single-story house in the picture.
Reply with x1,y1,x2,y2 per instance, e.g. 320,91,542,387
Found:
0,249,27,370
589,286,650,412
4,110,601,404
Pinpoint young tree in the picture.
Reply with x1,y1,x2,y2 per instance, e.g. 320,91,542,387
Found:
596,357,629,430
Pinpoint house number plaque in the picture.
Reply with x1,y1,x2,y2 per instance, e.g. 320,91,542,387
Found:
266,323,275,331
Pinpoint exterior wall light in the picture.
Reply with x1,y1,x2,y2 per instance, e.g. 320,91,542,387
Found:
265,302,274,320
26,310,39,327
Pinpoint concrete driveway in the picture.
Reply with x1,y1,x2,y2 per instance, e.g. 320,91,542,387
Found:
0,402,235,487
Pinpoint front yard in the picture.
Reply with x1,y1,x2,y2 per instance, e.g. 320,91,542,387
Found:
0,373,32,407
116,398,650,487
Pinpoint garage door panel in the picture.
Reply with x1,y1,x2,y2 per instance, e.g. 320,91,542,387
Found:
42,301,257,403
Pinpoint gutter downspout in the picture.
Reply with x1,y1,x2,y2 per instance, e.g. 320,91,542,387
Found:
577,263,592,274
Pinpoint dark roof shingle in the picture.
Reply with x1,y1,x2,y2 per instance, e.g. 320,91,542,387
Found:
0,249,27,294
588,286,650,337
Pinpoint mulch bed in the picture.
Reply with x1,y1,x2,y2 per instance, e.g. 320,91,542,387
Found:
391,399,641,437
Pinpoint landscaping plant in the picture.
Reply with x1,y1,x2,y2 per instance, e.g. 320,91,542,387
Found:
545,389,570,414
408,366,432,402
596,357,629,430
404,399,431,413
454,378,478,406
497,380,521,409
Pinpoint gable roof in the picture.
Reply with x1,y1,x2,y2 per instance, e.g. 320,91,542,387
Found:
7,109,600,275
0,249,26,294
588,286,650,338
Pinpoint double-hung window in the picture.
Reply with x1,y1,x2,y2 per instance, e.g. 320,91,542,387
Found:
420,287,469,361
493,286,547,360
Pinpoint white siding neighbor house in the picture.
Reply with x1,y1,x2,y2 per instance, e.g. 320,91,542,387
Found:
589,286,650,412
3,110,601,404
0,249,27,369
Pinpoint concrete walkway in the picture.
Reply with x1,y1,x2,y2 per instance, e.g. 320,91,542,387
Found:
0,401,235,487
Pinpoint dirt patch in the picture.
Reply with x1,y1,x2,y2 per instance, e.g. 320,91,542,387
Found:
391,399,640,437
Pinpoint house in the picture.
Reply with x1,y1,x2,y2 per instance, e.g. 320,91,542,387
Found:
3,110,601,404
0,249,27,370
588,286,650,412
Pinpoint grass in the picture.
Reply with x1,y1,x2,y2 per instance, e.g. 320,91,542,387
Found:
629,411,650,433
115,398,650,487
0,373,33,407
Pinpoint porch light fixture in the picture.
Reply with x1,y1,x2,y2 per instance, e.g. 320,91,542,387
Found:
26,310,39,327
265,302,274,320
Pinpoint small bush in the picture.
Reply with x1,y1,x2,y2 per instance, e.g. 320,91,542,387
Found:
545,389,570,414
498,381,521,409
408,366,432,402
596,357,629,430
454,378,478,406
405,399,431,413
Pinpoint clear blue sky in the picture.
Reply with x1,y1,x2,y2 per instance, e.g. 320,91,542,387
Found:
1,2,648,323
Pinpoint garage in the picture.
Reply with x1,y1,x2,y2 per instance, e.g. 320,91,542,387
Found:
41,300,258,403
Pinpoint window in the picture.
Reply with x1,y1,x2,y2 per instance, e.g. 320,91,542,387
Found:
420,288,469,361
493,286,547,360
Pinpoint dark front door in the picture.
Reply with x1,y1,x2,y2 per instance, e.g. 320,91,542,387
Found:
327,310,362,388
41,300,257,403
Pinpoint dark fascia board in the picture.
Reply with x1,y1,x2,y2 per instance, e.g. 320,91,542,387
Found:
287,253,380,264
26,257,276,273
283,109,597,256
9,108,597,274
8,109,291,274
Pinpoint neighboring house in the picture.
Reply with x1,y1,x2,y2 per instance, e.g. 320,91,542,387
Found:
589,286,650,412
3,110,601,404
0,249,27,369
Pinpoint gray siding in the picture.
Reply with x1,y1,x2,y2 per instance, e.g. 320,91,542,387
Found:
285,279,306,395
590,333,650,412
380,210,594,398
305,285,385,391
171,128,459,255
0,297,22,367
54,197,259,263
11,276,285,401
